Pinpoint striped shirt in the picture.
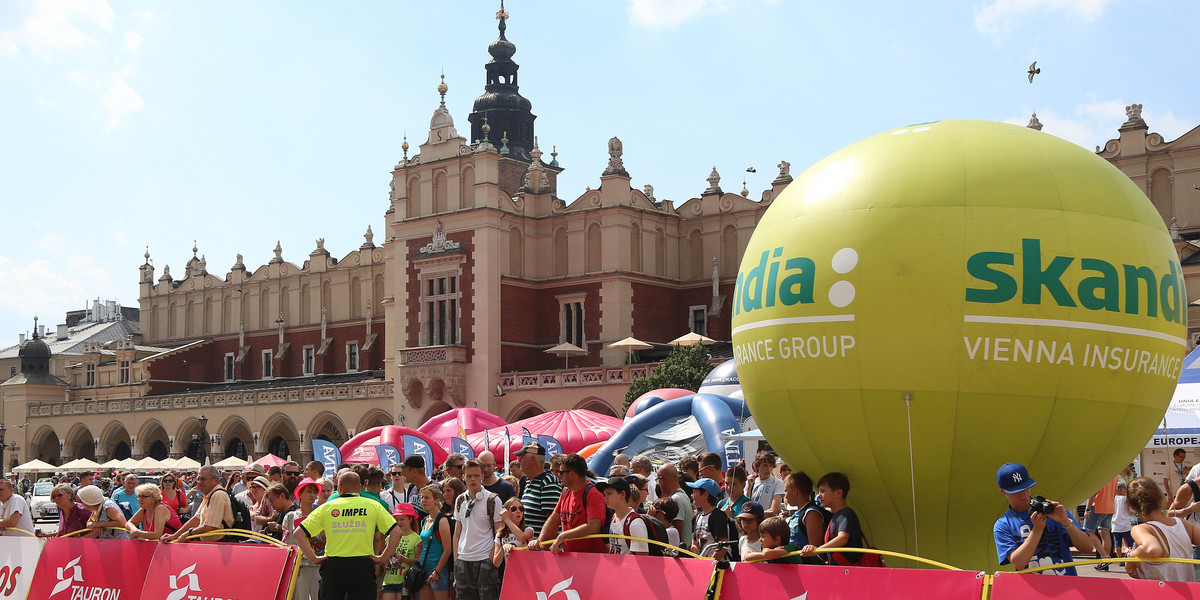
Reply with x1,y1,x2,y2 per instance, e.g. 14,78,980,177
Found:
521,470,562,537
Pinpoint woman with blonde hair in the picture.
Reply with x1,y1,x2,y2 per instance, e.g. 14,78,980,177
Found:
77,485,129,539
1126,476,1200,581
127,483,182,540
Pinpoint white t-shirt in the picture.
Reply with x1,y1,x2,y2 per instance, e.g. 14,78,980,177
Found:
739,535,762,559
665,525,681,549
608,511,649,555
1,495,35,536
1112,496,1135,533
748,476,784,508
454,489,502,562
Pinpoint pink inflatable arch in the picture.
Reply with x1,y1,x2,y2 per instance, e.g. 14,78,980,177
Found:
467,410,623,457
625,388,694,419
340,426,450,467
416,408,508,448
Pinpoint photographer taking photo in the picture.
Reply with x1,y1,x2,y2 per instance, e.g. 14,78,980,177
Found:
993,462,1093,575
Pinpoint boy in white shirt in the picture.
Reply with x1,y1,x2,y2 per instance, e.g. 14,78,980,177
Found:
1111,481,1135,561
598,476,648,555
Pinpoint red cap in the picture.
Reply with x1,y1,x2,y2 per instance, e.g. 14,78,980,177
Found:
392,502,418,519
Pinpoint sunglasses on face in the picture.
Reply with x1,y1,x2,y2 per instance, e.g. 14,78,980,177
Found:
284,471,301,476
447,464,463,469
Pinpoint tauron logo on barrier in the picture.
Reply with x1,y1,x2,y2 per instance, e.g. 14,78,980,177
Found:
535,576,580,600
166,564,201,600
50,557,81,597
965,238,1186,324
734,247,858,315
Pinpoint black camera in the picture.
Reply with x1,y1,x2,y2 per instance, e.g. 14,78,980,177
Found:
1029,495,1055,515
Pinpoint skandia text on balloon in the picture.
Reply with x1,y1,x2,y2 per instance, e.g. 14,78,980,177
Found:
965,238,1186,324
963,336,1182,380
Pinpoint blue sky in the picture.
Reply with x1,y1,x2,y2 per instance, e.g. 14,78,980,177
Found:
1,0,1197,341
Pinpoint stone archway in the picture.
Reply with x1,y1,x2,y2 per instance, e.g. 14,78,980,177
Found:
32,426,61,465
136,420,170,460
575,397,619,417
260,413,299,461
420,401,453,426
508,401,546,422
99,421,132,462
65,423,96,461
217,415,254,461
307,411,349,445
356,409,393,433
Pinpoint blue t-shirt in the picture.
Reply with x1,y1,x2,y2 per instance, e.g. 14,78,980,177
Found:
993,509,1081,575
111,489,139,519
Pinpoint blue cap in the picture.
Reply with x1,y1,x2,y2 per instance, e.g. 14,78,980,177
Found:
997,463,1036,494
686,477,721,499
736,501,765,520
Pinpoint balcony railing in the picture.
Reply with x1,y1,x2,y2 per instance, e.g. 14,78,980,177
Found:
27,380,394,418
399,345,468,365
498,363,658,391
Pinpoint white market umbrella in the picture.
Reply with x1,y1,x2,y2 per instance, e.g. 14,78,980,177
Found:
545,342,587,369
213,455,249,469
608,336,653,363
59,458,102,471
131,457,167,473
172,456,202,470
669,332,716,346
158,458,179,469
12,459,57,473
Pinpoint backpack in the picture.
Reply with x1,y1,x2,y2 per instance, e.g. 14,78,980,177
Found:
211,488,253,542
824,519,885,568
455,490,498,535
622,513,670,557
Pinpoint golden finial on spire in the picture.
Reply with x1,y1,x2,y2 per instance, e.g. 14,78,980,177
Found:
497,0,508,22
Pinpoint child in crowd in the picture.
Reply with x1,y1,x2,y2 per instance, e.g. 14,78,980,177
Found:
1111,481,1135,563
735,501,764,559
650,497,682,549
599,476,649,555
719,466,750,521
494,496,534,566
747,452,784,518
688,478,731,559
785,471,828,565
744,516,803,564
801,472,863,565
381,503,424,600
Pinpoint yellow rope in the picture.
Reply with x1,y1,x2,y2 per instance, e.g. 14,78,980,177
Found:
59,525,129,538
4,527,35,537
1016,555,1200,574
744,547,963,571
517,534,706,559
173,528,289,548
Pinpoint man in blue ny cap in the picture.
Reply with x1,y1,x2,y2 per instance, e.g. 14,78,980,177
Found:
993,462,1093,575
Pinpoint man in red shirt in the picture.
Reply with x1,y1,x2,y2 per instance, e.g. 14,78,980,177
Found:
535,454,606,553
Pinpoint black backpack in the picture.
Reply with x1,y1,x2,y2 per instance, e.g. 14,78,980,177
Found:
581,483,616,533
622,513,670,557
211,488,254,542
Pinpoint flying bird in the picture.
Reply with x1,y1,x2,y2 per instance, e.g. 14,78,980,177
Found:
746,167,756,173
1027,61,1040,83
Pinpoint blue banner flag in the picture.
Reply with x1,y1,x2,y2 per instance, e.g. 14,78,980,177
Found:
504,428,512,475
451,437,475,459
522,427,535,446
537,435,563,459
375,444,402,473
311,439,341,479
402,435,435,477
484,428,492,454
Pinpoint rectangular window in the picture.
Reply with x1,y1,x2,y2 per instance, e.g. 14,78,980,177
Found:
422,274,460,346
690,305,708,336
262,349,273,379
303,346,315,375
118,360,130,384
558,293,586,348
10,366,15,378
347,342,359,372
224,353,235,382
85,363,96,387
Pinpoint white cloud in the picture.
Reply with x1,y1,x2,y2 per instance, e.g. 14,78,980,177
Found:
975,0,1114,40
2,0,145,132
0,255,116,334
628,0,733,29
101,78,144,132
1005,99,1196,151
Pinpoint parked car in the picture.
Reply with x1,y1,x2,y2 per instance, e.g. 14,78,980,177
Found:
29,481,57,521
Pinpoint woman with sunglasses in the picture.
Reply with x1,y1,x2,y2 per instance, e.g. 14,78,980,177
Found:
37,483,91,538
493,497,534,567
418,484,453,600
127,483,182,540
160,472,191,521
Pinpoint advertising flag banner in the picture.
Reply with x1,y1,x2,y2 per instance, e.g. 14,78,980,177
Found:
990,570,1200,600
141,540,295,600
0,536,44,600
451,437,475,459
499,546,714,600
719,562,985,600
504,428,512,475
376,444,402,473
484,429,491,453
537,435,563,458
402,435,435,477
311,439,341,479
27,537,155,600
522,427,535,446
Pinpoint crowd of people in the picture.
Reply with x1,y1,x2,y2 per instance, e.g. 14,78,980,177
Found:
8,445,1200,599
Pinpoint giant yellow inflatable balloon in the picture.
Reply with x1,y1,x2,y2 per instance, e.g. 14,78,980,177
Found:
732,120,1185,571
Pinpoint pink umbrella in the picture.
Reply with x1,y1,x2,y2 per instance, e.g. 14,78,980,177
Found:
467,410,623,457
416,407,508,448
251,454,288,469
339,426,450,467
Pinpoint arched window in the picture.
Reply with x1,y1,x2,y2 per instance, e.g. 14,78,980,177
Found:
203,297,213,334
434,171,449,214
260,288,271,329
461,167,476,209
688,230,703,280
407,176,422,218
1150,168,1173,224
373,274,385,316
630,223,643,273
655,228,666,276
722,225,738,275
300,283,311,324
350,277,362,318
279,286,290,325
322,280,333,321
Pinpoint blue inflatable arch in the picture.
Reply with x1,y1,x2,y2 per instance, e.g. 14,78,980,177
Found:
588,393,750,476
